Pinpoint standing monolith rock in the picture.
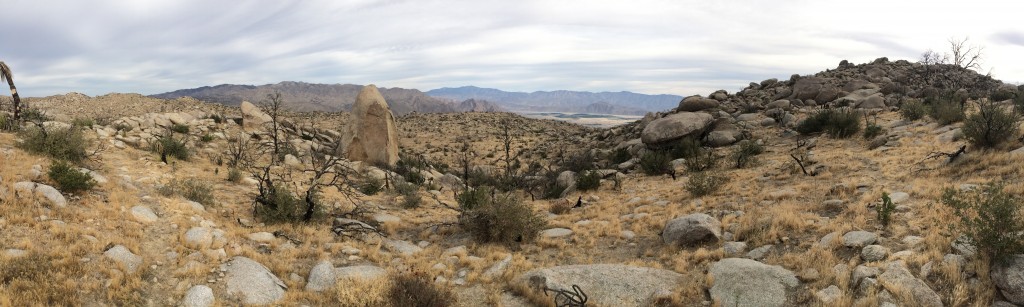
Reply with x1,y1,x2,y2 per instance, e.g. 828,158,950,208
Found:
343,85,399,167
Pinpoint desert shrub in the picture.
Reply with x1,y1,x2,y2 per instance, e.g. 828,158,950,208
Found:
226,168,242,183
669,136,703,160
199,134,215,143
0,253,85,306
71,117,94,127
731,140,763,169
19,108,50,122
255,185,314,223
394,181,422,209
207,114,224,124
863,119,885,140
929,99,965,125
359,177,383,196
877,192,895,227
1015,94,1024,115
991,90,1016,102
962,101,1020,148
394,159,426,185
388,271,457,307
575,170,601,191
0,113,13,131
152,134,190,161
796,108,861,138
942,183,1024,263
159,178,214,205
459,192,546,245
685,149,718,172
899,99,929,120
549,200,572,214
562,150,595,173
685,171,727,197
457,187,491,211
609,147,632,165
17,126,89,163
169,123,190,134
639,151,672,175
48,160,95,194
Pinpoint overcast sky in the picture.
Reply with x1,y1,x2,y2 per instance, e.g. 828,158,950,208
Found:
1,0,1022,97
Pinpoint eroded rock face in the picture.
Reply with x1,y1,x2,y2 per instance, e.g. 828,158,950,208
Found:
343,85,399,167
518,264,684,307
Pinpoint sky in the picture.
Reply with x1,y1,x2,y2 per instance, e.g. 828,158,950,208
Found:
1,0,1023,97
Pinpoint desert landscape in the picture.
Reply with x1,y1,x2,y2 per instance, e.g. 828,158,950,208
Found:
2,2,1024,307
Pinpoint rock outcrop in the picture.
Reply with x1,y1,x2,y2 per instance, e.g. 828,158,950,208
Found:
661,213,722,247
343,85,400,167
640,112,714,147
519,264,685,307
708,258,799,307
221,256,287,305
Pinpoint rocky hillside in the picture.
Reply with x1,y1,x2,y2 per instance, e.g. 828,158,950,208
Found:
426,86,681,115
150,81,460,115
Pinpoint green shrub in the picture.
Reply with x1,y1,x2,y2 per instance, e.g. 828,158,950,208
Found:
0,114,13,131
639,151,672,175
563,150,595,173
388,272,457,307
394,181,422,209
19,108,50,122
226,168,242,183
863,119,885,140
71,118,94,128
899,99,929,121
796,108,861,138
942,183,1024,263
962,101,1020,148
457,187,491,211
158,178,214,205
459,192,546,245
731,140,763,169
877,192,895,227
48,160,95,194
17,126,89,163
685,149,718,172
255,185,314,223
576,170,601,191
359,177,383,196
169,123,190,134
685,172,728,197
929,99,965,125
151,134,190,161
199,134,215,143
669,136,703,160
609,147,632,165
1015,94,1024,115
991,90,1016,102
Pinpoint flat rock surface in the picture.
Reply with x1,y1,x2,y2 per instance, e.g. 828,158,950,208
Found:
518,264,684,307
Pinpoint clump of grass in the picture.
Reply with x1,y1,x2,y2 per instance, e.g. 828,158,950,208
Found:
863,117,885,140
796,107,861,138
575,170,601,191
71,117,95,127
549,200,572,215
460,191,547,245
226,168,242,183
395,181,422,209
731,140,763,169
158,178,214,205
685,171,728,197
17,126,89,163
942,182,1024,263
929,99,965,125
388,271,457,307
0,253,85,306
199,134,215,143
359,177,383,196
609,147,632,164
151,134,190,161
169,123,190,134
48,160,95,194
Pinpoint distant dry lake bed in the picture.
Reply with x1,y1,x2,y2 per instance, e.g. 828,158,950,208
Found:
515,111,641,128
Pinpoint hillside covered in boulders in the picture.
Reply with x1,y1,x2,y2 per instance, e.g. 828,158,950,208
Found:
1,57,1024,307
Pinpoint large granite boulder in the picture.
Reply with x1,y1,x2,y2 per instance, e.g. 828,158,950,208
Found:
708,258,799,307
221,256,286,305
640,112,714,147
678,95,719,112
240,101,272,131
343,85,400,167
662,213,721,247
992,254,1024,305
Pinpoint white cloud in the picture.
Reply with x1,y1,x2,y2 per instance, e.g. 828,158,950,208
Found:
1,0,1022,97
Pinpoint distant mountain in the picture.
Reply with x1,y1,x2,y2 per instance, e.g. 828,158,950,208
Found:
426,86,681,115
456,99,504,112
150,81,457,115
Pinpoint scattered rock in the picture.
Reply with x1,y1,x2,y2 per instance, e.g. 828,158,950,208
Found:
661,213,721,247
130,205,158,223
519,264,685,307
180,285,214,307
746,245,773,260
815,285,842,304
103,245,143,274
722,241,748,256
888,192,910,204
247,232,276,243
183,227,213,250
384,239,423,256
540,228,574,239
483,254,513,279
861,245,890,262
372,213,401,223
13,182,68,207
877,261,942,307
992,254,1024,305
221,256,286,305
842,231,878,247
709,258,799,307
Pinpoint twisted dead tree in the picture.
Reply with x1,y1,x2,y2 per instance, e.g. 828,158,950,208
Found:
0,61,22,121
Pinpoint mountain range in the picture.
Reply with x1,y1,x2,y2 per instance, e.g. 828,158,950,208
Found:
150,82,682,116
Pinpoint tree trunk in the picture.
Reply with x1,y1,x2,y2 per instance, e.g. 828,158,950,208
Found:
4,75,19,121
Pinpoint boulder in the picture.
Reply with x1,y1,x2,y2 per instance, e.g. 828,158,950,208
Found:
709,258,799,307
103,245,143,274
13,182,67,207
662,214,721,247
992,254,1024,305
678,96,719,112
343,85,400,167
519,264,684,307
541,228,574,238
791,77,827,100
383,239,423,256
221,256,286,305
180,285,214,307
130,205,158,223
861,245,890,262
877,261,942,307
183,227,213,250
842,231,878,247
240,101,272,131
640,112,714,147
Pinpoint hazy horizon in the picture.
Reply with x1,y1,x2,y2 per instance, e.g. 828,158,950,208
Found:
1,0,1022,98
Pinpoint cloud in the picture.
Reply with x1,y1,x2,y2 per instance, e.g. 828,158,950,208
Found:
1,0,1023,97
